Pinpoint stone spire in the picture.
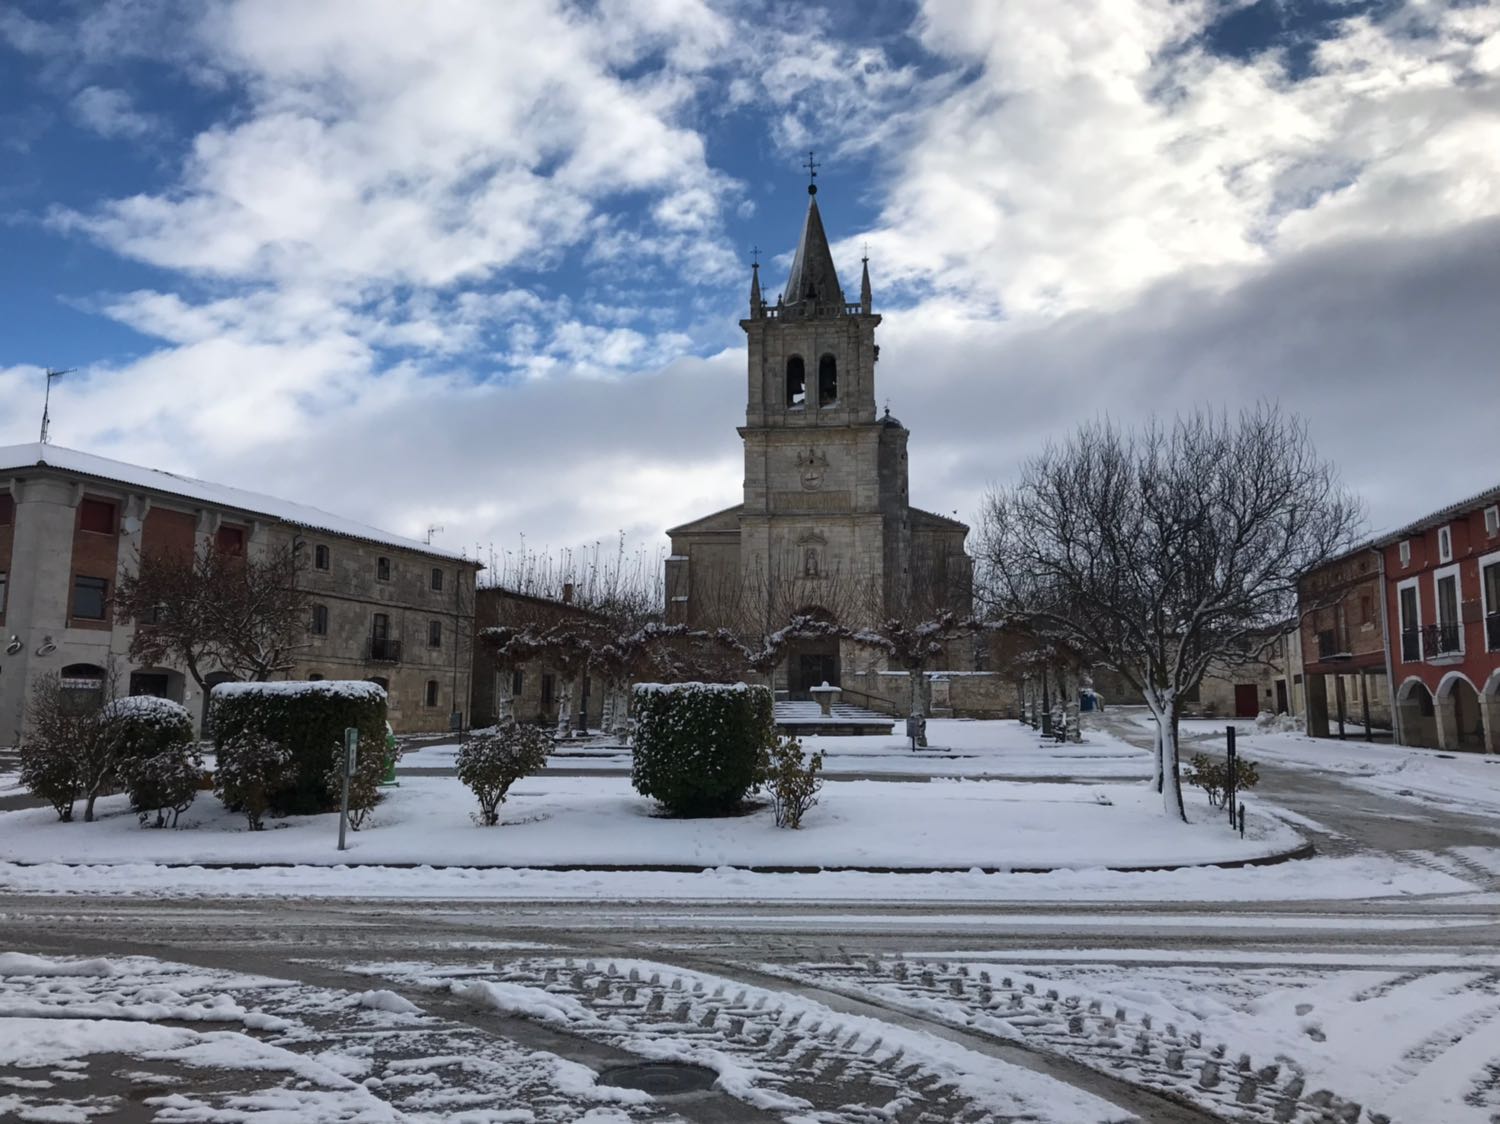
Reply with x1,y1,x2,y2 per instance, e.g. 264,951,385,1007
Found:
749,256,762,318
782,194,845,310
859,248,872,314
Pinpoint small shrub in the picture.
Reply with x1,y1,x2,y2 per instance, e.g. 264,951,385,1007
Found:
759,735,824,829
214,731,291,830
100,696,199,828
631,683,774,816
210,681,386,815
120,749,204,828
456,725,553,826
19,674,114,822
323,730,398,830
1186,752,1260,809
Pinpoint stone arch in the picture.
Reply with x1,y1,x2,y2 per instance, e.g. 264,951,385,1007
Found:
1395,676,1438,748
786,604,839,701
817,353,838,406
785,355,806,407
1435,671,1486,752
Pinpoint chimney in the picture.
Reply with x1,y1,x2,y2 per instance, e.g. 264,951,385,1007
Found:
562,581,574,605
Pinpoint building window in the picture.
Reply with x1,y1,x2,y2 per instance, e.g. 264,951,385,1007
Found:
428,619,442,648
541,674,555,707
79,498,116,535
785,355,806,407
818,353,837,406
1360,594,1373,626
377,556,392,581
215,524,245,554
59,663,106,713
512,669,524,695
1482,555,1500,652
430,567,444,592
311,603,329,635
425,679,439,708
1435,569,1462,654
1438,526,1453,563
315,544,330,570
1486,506,1500,537
1399,539,1411,568
72,575,109,621
1398,580,1421,662
0,494,13,525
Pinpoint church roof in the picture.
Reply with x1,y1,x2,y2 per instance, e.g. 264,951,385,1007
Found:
910,505,970,532
781,195,845,308
665,503,744,537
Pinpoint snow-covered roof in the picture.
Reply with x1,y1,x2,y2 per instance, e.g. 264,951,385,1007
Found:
0,442,476,564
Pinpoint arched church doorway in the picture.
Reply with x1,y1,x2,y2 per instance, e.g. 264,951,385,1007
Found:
786,606,840,700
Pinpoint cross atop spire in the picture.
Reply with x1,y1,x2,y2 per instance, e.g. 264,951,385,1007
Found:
803,150,820,196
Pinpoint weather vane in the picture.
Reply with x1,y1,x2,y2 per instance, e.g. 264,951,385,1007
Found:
803,150,820,195
751,244,760,268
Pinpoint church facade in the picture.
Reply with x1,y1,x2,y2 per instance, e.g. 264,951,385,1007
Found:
664,185,972,702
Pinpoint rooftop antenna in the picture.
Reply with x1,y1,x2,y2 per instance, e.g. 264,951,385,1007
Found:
426,523,445,545
40,368,74,444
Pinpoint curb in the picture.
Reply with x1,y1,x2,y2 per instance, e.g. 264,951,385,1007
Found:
0,842,1315,876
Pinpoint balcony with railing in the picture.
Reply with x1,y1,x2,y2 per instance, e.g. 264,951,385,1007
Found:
1420,622,1461,661
368,636,402,663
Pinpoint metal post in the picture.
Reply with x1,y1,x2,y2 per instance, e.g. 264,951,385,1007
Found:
1225,725,1237,827
1238,801,1246,838
338,727,358,852
1040,667,1052,739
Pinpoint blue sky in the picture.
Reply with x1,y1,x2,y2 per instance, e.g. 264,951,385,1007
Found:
2,0,1498,558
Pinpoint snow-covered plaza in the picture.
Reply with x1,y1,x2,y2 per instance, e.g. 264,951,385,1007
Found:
3,712,1499,1123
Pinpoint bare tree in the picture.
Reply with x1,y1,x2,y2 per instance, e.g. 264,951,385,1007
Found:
976,406,1360,820
116,541,309,689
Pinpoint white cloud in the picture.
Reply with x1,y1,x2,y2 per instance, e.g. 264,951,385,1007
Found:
70,85,158,139
10,0,1500,563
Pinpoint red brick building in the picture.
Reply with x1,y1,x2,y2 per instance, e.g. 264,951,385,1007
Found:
1381,486,1500,752
1298,484,1500,753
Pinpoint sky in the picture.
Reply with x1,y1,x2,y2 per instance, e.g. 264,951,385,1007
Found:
2,0,1498,567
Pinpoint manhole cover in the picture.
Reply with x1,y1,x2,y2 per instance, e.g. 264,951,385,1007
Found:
597,1061,719,1095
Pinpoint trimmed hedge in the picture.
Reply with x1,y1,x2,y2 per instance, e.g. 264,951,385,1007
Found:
630,682,774,816
211,681,387,815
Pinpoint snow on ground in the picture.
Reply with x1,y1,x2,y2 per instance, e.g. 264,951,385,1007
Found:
0,772,1300,871
0,848,1475,903
411,717,1155,780
351,956,1135,1123
1164,714,1500,814
0,952,684,1122
776,955,1500,1124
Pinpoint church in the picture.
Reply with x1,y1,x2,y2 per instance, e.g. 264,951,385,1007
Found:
663,178,973,703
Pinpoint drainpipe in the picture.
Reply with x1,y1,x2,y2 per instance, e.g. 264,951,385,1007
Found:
1374,545,1401,746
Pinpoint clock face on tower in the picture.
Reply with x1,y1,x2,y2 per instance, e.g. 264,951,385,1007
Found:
798,448,829,491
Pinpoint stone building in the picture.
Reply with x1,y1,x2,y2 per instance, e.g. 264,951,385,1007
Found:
0,444,479,742
664,184,972,702
470,585,606,730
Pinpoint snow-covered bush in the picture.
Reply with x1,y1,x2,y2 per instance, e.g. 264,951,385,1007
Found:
210,680,386,815
322,731,396,831
1185,752,1260,809
759,735,824,829
214,731,291,830
19,674,113,822
455,725,553,826
631,682,773,816
99,697,201,828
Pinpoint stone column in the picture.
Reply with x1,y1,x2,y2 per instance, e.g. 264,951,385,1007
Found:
1479,684,1499,754
1434,686,1460,751
1305,674,1330,738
